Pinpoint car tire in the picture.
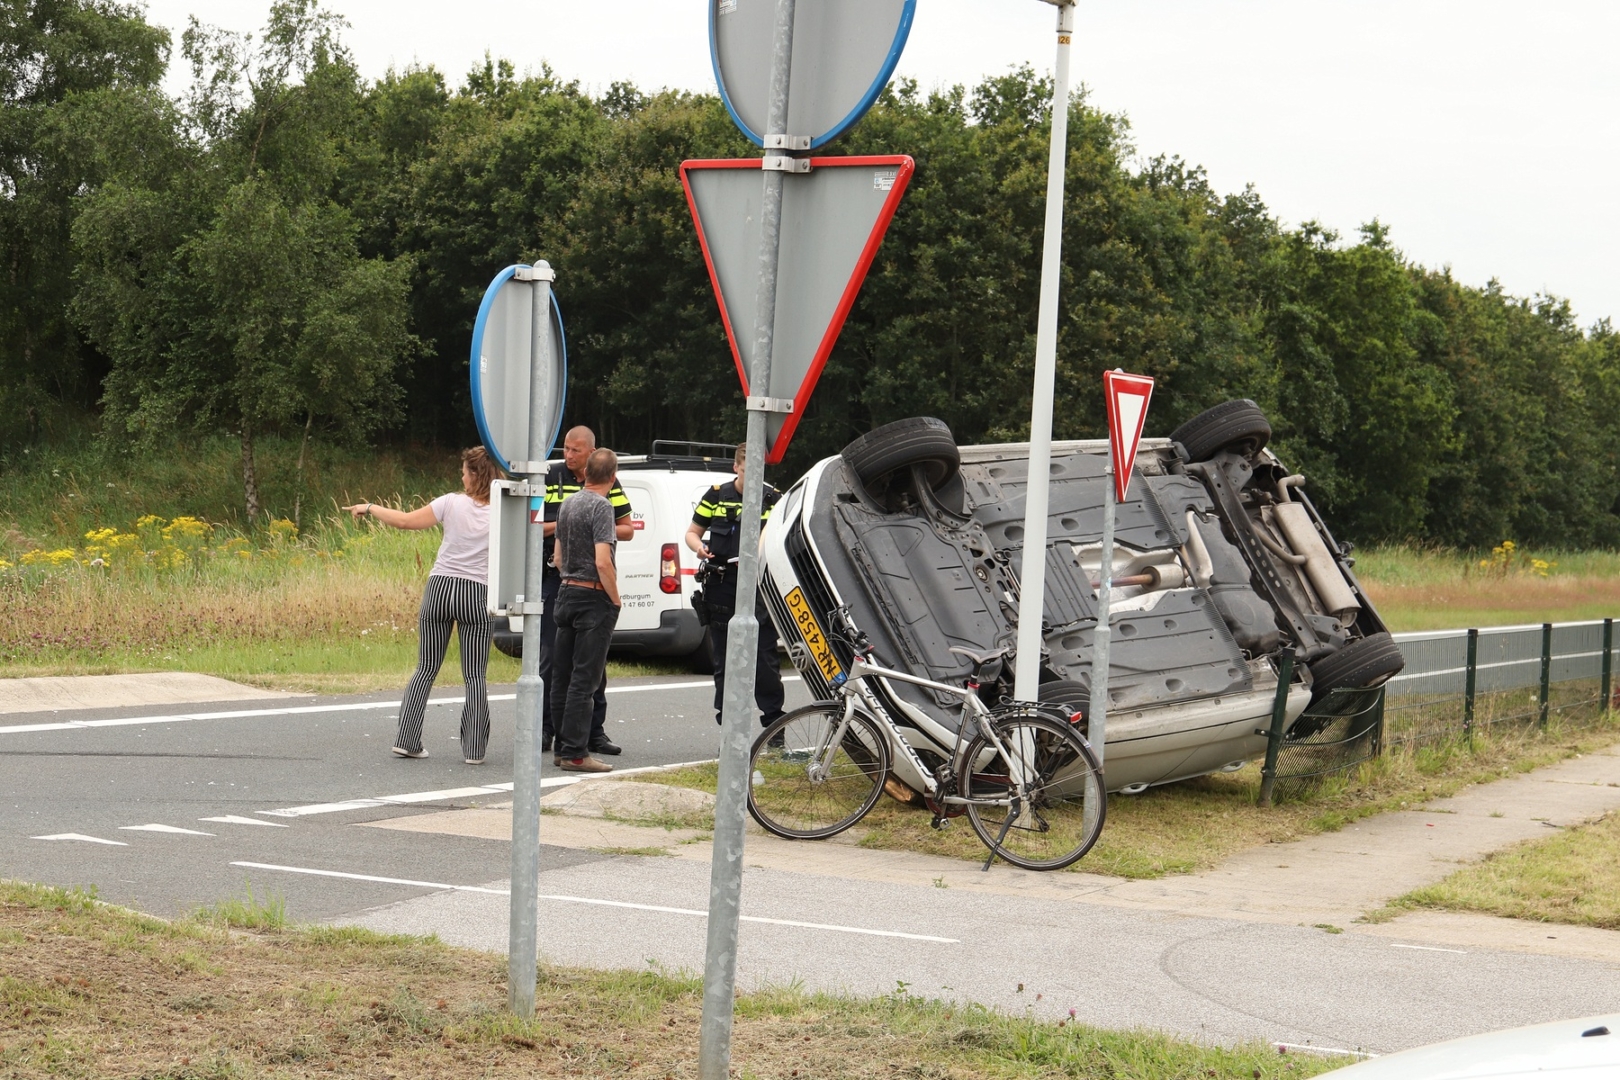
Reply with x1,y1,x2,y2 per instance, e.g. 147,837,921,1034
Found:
1305,631,1405,702
493,628,522,660
841,417,961,495
1038,678,1090,734
688,627,716,675
1169,399,1272,462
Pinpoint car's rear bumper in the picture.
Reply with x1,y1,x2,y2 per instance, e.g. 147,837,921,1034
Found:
611,608,706,657
491,608,706,660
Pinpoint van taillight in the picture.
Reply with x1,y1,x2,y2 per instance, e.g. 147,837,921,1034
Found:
659,543,680,593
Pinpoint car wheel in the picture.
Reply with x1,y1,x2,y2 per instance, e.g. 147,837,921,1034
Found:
1305,631,1405,702
493,628,522,660
688,627,716,675
1038,678,1089,735
841,417,961,496
1169,399,1272,462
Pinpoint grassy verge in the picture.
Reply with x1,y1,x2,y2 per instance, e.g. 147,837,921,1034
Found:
0,880,1338,1079
1376,811,1620,930
644,712,1620,879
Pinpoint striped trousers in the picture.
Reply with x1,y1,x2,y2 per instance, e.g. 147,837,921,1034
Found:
396,575,493,761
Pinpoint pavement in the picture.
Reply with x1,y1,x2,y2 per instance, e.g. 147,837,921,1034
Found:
5,671,1620,1056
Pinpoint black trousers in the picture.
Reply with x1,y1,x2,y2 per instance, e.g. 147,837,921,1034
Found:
708,594,786,726
539,571,608,747
552,586,620,759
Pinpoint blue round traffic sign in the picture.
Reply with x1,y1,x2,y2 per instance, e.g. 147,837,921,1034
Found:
469,264,567,475
710,0,915,150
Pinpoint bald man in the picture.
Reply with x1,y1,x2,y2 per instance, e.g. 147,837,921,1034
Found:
539,425,633,754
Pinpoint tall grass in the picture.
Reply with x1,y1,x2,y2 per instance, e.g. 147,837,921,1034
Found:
1355,544,1620,630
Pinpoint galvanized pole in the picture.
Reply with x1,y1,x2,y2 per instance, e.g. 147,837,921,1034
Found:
507,261,554,1017
1088,463,1113,766
699,2,794,1075
1012,0,1076,704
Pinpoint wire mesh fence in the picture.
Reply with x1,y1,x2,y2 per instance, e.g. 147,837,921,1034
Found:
1262,618,1617,803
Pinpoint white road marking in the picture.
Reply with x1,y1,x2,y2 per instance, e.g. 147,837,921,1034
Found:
119,824,214,835
32,833,128,846
232,861,959,943
231,861,508,894
256,759,718,818
259,800,388,818
536,893,961,943
0,675,795,735
1389,943,1467,954
375,786,509,804
1274,1043,1375,1059
200,815,288,827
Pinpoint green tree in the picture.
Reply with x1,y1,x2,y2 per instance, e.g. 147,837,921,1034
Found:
72,0,414,523
0,0,167,445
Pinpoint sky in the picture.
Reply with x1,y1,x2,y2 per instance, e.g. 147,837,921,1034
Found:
136,0,1620,326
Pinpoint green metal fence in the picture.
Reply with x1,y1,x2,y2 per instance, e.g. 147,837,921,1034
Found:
1259,618,1617,803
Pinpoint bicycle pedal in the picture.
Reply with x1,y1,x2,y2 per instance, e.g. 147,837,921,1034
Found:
929,816,952,831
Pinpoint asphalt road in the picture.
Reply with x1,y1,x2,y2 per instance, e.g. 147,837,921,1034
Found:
5,672,1620,1056
0,674,809,920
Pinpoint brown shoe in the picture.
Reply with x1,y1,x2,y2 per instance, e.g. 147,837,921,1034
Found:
555,755,612,774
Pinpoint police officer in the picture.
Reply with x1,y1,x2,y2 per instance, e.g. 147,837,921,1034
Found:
541,425,633,755
684,443,785,728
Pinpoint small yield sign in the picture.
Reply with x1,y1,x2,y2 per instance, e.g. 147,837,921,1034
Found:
1088,369,1155,768
1104,370,1155,501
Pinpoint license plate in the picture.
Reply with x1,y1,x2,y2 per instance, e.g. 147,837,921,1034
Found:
783,587,843,684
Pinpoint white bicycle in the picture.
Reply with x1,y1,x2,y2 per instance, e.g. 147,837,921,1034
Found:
747,615,1106,871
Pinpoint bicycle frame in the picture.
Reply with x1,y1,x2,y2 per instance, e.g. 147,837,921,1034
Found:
818,655,1036,811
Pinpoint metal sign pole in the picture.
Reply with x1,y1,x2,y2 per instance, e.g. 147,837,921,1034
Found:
699,1,795,1075
1089,461,1113,766
1012,0,1076,703
507,261,554,1016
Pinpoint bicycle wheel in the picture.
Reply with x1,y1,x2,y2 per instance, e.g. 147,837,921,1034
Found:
747,703,889,840
960,712,1105,870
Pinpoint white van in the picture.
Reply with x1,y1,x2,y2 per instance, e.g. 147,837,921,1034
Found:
492,441,737,668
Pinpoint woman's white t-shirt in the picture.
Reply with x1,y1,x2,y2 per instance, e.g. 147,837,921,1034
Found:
429,493,490,583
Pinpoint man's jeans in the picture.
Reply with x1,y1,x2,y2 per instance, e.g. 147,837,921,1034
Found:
552,586,620,759
539,572,609,746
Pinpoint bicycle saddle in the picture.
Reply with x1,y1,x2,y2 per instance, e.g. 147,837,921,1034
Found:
947,645,1009,668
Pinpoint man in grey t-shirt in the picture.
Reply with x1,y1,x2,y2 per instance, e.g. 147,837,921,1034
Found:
550,448,622,772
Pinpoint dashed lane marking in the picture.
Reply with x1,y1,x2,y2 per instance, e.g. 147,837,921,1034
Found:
1389,943,1467,954
31,833,128,846
200,815,288,827
119,824,215,836
232,861,960,944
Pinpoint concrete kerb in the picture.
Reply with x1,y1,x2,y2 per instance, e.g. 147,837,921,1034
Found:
0,673,296,714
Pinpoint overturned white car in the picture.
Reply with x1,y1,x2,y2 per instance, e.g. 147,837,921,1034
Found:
757,401,1404,795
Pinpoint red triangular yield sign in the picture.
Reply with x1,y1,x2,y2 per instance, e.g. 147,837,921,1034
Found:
680,155,914,462
1104,370,1155,502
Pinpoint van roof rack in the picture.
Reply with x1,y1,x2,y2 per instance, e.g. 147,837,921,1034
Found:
650,439,737,462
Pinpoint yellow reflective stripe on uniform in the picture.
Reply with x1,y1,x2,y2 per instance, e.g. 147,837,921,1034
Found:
545,470,631,519
692,484,773,526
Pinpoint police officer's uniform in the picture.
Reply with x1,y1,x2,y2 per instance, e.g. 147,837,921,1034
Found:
540,462,632,751
691,479,785,726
